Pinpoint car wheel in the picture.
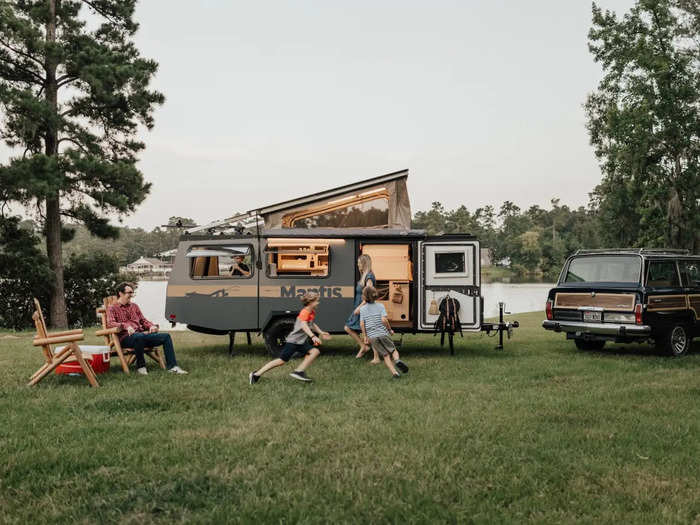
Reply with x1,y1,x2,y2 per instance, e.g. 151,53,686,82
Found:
574,339,606,351
656,324,690,357
263,318,295,357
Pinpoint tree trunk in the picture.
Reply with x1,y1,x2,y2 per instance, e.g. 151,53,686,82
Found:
45,0,68,327
46,196,67,327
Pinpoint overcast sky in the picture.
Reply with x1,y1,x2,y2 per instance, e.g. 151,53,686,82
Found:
7,0,639,230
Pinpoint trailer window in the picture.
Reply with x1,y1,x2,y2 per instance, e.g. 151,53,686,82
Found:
288,197,389,228
435,252,466,276
187,245,254,279
266,239,330,277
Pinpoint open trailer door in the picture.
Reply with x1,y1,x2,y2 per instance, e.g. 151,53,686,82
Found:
418,237,481,332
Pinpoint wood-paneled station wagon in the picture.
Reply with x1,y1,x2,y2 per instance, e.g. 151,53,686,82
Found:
542,249,700,356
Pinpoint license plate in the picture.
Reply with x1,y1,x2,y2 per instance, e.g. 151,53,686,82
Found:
583,311,602,322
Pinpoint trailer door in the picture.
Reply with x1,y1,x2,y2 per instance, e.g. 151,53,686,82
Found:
418,239,481,331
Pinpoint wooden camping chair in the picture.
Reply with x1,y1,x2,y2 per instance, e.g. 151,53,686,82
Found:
29,298,99,387
96,296,165,373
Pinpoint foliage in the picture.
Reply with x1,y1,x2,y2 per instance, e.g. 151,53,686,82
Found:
0,0,163,326
0,215,130,329
586,0,700,252
63,252,134,327
61,221,187,266
0,215,52,329
412,199,601,278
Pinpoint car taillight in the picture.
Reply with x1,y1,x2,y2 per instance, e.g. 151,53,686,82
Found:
546,299,553,320
634,303,643,325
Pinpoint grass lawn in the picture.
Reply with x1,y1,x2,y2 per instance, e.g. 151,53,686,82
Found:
1,311,699,524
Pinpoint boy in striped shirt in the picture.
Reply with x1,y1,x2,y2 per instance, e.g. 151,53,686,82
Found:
359,286,409,379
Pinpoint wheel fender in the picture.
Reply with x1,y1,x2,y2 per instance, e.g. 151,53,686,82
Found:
261,311,299,333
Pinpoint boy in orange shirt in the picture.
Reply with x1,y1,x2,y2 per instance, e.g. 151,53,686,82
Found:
249,292,331,383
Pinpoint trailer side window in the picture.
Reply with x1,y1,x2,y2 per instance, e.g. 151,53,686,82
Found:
266,239,330,277
288,197,389,228
187,246,254,279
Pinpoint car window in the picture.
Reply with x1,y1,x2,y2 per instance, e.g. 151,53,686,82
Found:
563,256,641,283
646,261,680,288
681,261,700,287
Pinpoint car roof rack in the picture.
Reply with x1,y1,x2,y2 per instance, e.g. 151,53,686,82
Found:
574,248,690,255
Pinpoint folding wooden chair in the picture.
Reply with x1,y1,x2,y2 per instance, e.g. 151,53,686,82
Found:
29,298,99,387
96,296,165,374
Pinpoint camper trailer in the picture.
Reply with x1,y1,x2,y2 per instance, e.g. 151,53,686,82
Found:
164,228,515,354
164,170,517,354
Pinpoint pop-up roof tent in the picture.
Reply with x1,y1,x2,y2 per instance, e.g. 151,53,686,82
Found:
187,169,412,234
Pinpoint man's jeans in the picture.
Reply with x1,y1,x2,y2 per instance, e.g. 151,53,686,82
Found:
120,332,178,369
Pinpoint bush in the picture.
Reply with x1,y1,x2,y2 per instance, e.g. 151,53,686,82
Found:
0,216,134,329
63,252,131,327
0,217,53,330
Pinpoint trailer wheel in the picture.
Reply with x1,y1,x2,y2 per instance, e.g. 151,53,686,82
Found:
264,318,295,357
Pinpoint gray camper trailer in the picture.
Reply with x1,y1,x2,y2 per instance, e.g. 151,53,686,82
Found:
164,228,512,354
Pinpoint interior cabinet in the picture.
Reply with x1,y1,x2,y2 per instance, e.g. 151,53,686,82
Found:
361,244,412,280
267,240,329,276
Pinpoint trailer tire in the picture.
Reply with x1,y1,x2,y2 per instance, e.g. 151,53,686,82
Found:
264,317,295,357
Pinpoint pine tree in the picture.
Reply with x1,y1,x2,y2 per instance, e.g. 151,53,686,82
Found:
0,0,163,326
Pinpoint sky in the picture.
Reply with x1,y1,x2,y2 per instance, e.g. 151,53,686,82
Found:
6,0,639,230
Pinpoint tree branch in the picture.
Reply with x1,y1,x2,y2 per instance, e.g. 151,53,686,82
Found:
79,0,121,27
0,54,45,85
57,75,78,88
0,37,46,71
57,136,90,155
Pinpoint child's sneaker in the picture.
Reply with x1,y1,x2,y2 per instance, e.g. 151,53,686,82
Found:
394,359,408,374
392,373,401,380
290,370,312,382
249,371,260,384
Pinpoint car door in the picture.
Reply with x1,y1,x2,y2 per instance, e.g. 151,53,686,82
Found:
680,260,700,335
645,259,685,333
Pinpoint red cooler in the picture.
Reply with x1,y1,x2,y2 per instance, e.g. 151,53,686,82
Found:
55,345,111,375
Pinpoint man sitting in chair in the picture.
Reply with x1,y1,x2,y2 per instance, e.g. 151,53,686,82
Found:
107,282,188,376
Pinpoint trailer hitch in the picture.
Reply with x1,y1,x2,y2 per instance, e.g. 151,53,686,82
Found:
481,302,519,350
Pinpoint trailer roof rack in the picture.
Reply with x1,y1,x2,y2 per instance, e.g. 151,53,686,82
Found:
574,248,690,255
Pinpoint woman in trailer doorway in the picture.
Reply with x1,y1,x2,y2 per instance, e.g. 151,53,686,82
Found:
344,254,379,362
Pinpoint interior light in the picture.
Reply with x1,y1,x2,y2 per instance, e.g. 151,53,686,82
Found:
327,195,357,205
358,187,386,197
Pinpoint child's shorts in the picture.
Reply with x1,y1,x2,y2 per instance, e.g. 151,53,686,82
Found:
279,340,315,362
369,335,396,357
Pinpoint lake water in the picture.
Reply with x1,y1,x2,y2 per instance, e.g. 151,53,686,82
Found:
135,280,553,331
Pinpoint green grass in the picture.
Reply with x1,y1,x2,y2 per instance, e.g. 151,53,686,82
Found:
1,313,699,524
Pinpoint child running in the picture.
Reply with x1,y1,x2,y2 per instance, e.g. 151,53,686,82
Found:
249,291,331,384
359,286,409,379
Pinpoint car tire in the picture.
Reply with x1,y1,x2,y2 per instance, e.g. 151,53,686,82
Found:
656,324,691,357
574,339,606,351
263,318,295,357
